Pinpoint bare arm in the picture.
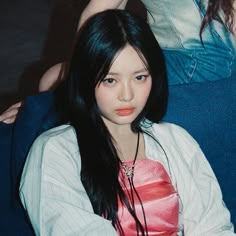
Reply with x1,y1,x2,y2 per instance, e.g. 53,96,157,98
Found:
78,0,128,29
0,64,62,124
40,1,130,90
38,63,63,92
41,0,129,89
0,1,129,123
33,0,130,91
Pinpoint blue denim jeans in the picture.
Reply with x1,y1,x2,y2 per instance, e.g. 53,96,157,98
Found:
142,0,236,85
162,30,236,85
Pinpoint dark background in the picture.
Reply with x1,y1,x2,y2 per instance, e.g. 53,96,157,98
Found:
0,0,84,111
0,0,145,112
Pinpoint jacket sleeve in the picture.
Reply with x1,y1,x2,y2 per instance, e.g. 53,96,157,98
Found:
19,129,118,236
181,143,235,235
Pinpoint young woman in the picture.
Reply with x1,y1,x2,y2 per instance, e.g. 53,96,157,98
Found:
1,0,236,123
19,10,234,235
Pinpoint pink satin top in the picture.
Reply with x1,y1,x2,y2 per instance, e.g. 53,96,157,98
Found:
118,159,179,236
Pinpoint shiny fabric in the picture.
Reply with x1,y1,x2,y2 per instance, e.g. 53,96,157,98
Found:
118,159,179,235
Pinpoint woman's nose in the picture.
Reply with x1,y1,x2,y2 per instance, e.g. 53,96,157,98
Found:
118,82,134,102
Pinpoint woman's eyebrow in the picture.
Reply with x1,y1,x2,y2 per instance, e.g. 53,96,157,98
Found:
133,68,149,74
107,68,148,76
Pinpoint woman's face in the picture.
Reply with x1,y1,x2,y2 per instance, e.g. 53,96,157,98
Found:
95,44,152,129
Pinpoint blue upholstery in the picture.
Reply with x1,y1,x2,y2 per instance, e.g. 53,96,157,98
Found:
163,77,236,225
0,121,34,235
0,92,59,235
0,77,235,234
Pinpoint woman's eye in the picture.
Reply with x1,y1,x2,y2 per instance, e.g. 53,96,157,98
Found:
102,78,116,85
135,75,148,81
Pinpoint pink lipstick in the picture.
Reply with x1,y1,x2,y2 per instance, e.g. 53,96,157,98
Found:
115,108,134,116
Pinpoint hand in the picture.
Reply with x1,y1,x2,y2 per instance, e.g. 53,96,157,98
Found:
0,101,23,124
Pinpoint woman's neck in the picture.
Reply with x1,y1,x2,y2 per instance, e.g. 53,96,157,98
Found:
102,118,146,161
111,127,146,162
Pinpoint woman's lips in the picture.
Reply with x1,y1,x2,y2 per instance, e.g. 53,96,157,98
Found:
115,108,135,116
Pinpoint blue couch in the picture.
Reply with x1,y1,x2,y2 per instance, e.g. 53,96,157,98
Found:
0,77,235,234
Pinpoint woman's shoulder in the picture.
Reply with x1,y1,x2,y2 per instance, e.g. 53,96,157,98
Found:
32,124,78,155
143,121,200,151
23,124,80,178
142,122,204,179
144,120,192,137
39,124,74,137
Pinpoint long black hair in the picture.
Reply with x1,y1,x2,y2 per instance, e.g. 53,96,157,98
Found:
57,9,168,235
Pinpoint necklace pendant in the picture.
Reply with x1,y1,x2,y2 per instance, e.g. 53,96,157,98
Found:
120,132,140,180
122,162,134,179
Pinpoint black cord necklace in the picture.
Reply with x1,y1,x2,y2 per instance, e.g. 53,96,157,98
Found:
121,132,140,180
120,132,148,235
